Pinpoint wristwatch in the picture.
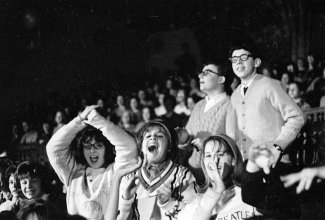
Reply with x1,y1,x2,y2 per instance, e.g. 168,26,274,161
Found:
273,144,284,155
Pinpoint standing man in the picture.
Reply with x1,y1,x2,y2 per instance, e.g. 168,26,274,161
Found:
184,63,236,185
229,43,304,165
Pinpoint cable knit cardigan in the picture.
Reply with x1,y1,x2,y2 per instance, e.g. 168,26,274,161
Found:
46,111,138,220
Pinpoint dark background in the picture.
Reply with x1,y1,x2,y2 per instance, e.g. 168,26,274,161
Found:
0,0,324,147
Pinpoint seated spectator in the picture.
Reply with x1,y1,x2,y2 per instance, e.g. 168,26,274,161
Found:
138,90,153,107
16,161,63,219
119,110,136,135
20,121,38,145
280,72,293,92
174,89,191,116
186,95,199,114
52,110,66,135
154,93,167,117
113,95,126,121
189,78,205,98
38,121,51,145
160,95,185,128
288,81,311,109
135,107,156,133
0,165,23,214
129,97,142,124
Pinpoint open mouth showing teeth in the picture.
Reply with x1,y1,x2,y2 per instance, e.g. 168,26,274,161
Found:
90,156,98,163
148,144,157,152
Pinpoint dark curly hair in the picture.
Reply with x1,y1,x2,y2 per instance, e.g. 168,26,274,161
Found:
74,125,116,168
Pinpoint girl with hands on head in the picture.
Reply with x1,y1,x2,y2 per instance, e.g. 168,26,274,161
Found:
176,134,258,220
281,166,325,194
46,105,138,220
117,119,196,220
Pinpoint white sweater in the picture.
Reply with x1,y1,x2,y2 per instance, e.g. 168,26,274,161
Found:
46,112,138,220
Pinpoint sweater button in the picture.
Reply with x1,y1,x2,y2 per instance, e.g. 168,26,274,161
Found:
242,113,245,117
242,126,245,129
243,138,246,141
242,101,245,104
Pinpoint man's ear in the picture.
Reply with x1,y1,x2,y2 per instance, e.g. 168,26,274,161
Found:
254,58,261,68
219,76,226,84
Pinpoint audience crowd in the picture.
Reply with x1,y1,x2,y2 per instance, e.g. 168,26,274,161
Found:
1,46,325,220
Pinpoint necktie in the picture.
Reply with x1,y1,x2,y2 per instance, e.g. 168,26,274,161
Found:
243,87,248,95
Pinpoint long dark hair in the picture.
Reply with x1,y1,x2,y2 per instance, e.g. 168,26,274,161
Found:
74,125,115,168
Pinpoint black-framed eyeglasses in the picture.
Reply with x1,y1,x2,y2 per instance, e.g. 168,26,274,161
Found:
83,142,104,150
228,54,253,63
198,69,222,77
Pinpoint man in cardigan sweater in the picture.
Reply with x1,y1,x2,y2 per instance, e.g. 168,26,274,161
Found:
229,43,305,166
184,63,237,185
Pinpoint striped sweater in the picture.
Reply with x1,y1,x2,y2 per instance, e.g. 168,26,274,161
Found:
118,160,196,220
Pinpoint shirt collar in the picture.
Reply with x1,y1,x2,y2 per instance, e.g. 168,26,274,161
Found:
241,73,257,88
205,92,227,102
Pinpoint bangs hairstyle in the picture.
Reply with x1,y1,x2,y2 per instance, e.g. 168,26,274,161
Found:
136,119,178,162
199,135,243,192
74,125,115,168
228,43,260,59
16,161,44,181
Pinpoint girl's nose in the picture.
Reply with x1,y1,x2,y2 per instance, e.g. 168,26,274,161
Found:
90,147,96,153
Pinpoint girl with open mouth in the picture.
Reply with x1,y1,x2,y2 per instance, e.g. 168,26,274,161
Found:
46,105,139,220
117,119,197,220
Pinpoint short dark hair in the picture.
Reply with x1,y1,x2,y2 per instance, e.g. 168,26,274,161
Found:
16,161,44,181
74,125,116,168
202,62,226,76
229,43,260,59
4,165,17,186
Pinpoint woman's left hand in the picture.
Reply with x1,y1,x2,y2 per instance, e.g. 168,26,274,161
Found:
207,162,225,194
79,105,99,121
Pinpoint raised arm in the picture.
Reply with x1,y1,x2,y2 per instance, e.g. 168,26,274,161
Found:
46,106,98,186
86,109,138,170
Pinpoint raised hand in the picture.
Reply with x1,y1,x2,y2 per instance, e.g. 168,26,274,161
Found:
79,105,99,121
191,138,204,151
206,161,225,193
122,172,141,200
280,167,320,194
248,143,275,174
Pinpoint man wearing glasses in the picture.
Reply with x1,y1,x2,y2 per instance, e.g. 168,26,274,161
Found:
229,43,304,167
183,62,236,185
